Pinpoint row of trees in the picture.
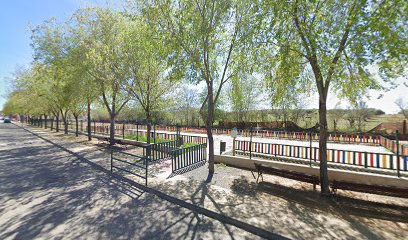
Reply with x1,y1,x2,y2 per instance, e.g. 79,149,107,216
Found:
4,0,406,195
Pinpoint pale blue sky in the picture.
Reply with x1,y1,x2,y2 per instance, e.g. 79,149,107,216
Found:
0,1,406,113
0,0,122,110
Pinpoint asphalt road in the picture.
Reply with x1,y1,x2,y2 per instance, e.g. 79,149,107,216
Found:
0,122,260,240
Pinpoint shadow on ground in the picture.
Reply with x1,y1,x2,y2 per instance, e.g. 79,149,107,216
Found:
0,124,262,239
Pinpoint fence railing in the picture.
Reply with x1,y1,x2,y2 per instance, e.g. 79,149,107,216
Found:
30,119,408,158
110,149,148,186
62,121,207,144
235,140,408,172
128,130,207,144
171,143,207,172
149,140,179,162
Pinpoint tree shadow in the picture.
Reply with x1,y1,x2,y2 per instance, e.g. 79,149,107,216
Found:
1,125,265,239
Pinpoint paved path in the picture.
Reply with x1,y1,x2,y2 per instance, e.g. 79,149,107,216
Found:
0,123,262,240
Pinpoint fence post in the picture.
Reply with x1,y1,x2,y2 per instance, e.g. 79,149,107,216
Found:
309,132,312,166
364,152,368,168
250,127,253,160
134,123,138,140
396,130,400,177
154,124,156,144
122,121,125,139
233,137,236,156
145,145,149,186
176,124,181,147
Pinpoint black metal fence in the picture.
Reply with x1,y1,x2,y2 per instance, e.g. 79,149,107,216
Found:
171,143,207,172
111,149,148,186
149,140,179,162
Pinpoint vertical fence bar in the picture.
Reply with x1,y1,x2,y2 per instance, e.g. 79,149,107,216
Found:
396,130,400,177
309,132,312,166
145,145,149,186
122,122,125,139
250,127,253,160
136,123,139,140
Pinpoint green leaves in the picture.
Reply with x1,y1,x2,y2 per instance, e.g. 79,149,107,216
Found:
258,0,407,103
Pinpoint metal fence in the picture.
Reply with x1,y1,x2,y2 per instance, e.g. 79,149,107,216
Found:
110,149,148,186
149,140,179,162
171,143,207,172
235,140,408,172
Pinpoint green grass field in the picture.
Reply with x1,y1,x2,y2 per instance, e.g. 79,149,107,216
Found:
295,113,406,133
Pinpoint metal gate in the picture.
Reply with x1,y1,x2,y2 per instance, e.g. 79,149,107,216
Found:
110,149,148,186
171,143,207,172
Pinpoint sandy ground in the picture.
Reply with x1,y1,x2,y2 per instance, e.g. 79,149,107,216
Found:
3,123,408,240
0,123,261,240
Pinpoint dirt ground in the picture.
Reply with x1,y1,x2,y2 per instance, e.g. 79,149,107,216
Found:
4,123,408,240
0,123,262,240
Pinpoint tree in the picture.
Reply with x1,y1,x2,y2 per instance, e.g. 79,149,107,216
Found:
30,19,79,134
353,101,374,132
146,0,257,173
259,0,407,194
331,103,347,132
121,15,178,144
73,7,131,145
228,74,261,122
395,98,408,119
68,25,99,141
179,86,199,127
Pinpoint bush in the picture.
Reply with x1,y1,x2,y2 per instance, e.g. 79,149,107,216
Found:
180,143,198,148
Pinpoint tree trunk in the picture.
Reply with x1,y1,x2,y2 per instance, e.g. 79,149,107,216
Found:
109,112,115,146
145,109,152,145
207,84,215,173
64,117,68,134
56,115,60,132
319,94,330,195
75,115,79,137
87,101,92,141
51,116,54,130
44,115,47,129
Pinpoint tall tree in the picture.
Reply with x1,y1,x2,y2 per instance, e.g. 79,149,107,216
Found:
145,0,257,173
121,15,178,144
228,74,261,122
258,0,407,194
395,98,408,119
73,7,131,145
31,19,78,134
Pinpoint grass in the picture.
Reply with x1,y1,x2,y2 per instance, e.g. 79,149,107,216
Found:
296,113,406,133
180,143,199,148
124,134,167,143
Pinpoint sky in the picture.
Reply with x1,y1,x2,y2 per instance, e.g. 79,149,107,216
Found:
0,0,407,113
0,0,121,110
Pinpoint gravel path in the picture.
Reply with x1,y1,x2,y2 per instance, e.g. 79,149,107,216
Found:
0,123,261,240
